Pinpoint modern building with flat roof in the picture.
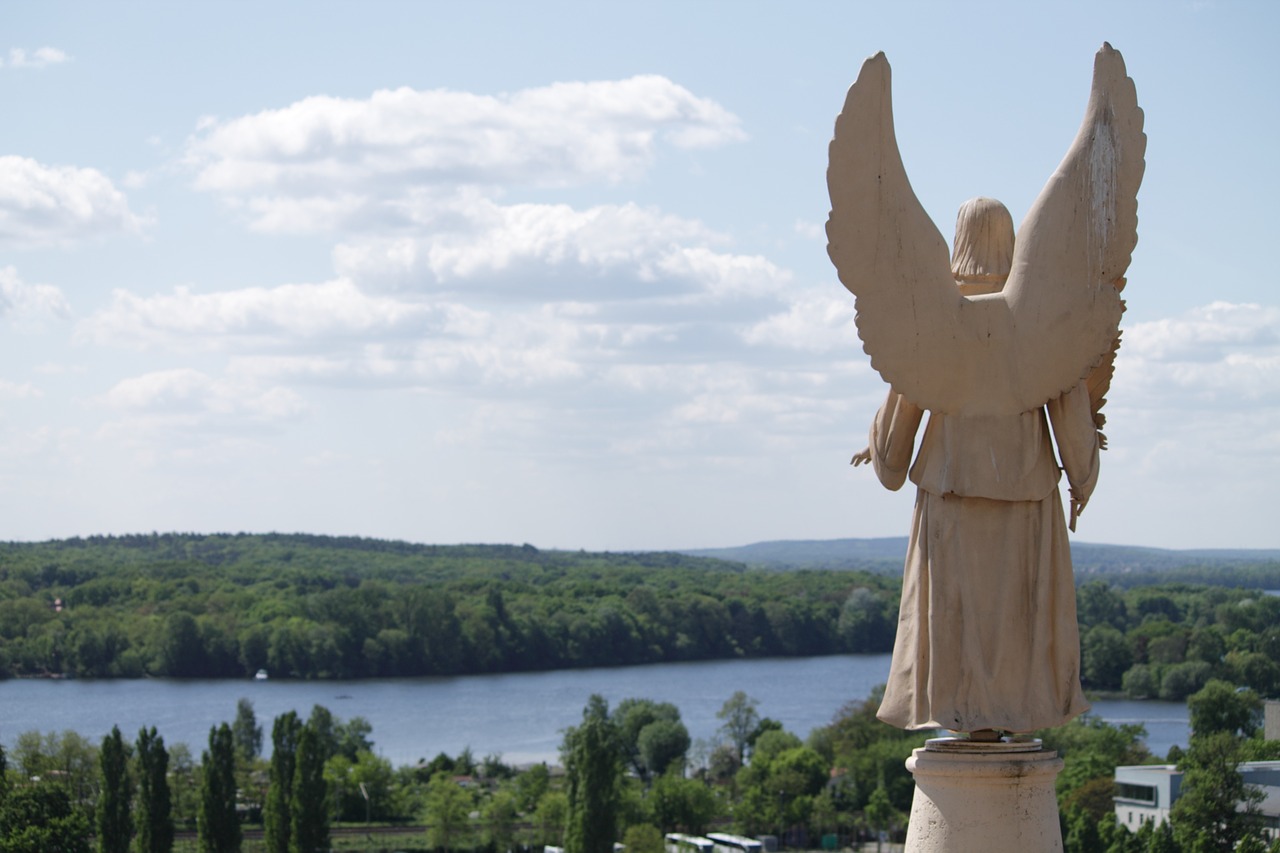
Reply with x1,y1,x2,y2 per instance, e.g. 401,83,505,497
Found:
1114,761,1280,840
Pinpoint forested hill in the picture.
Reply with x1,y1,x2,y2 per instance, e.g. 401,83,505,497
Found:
0,533,902,680
681,538,1280,587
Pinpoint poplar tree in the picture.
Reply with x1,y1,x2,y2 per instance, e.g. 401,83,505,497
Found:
0,743,9,804
136,726,174,853
197,723,240,853
97,725,133,853
563,694,621,853
231,699,262,763
289,725,329,853
264,711,301,853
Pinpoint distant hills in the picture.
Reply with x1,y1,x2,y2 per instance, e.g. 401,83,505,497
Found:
679,538,1280,587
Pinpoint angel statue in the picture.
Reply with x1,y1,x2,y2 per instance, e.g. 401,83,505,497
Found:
828,44,1144,735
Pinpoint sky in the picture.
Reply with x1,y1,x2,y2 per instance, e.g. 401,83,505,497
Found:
0,1,1276,552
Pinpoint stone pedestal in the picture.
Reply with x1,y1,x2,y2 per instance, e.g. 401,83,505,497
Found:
903,737,1064,853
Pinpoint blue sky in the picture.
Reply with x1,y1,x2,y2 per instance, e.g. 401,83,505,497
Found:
0,1,1276,550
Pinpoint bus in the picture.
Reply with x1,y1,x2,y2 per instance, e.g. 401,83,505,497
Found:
666,834,716,853
707,833,764,853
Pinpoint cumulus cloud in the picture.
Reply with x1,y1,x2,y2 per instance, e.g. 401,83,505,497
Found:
0,156,147,247
184,76,744,233
742,288,856,352
76,279,463,349
2,47,70,69
1117,302,1280,407
0,266,70,319
87,73,848,448
187,76,743,192
331,197,787,301
102,368,306,427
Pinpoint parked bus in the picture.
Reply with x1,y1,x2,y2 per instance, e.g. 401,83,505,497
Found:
707,833,764,853
666,834,716,853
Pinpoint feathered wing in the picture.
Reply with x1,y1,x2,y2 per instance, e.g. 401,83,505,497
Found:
827,45,1144,418
825,53,977,415
1001,43,1144,418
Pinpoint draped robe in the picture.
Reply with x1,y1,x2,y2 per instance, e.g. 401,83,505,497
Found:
870,381,1097,732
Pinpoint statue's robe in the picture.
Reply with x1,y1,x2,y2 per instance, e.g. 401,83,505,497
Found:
870,381,1097,732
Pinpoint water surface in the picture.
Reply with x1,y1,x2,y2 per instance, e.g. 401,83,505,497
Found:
0,655,1187,765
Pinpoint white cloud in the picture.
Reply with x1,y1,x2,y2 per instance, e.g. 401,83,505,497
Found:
102,368,306,425
0,156,147,247
0,266,70,319
77,279,452,349
0,379,39,400
794,219,823,240
331,196,791,303
742,288,856,352
1117,302,1280,407
2,47,70,69
187,76,743,196
184,76,745,233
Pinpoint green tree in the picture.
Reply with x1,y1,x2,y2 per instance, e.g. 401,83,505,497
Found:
135,727,174,853
1121,664,1159,699
1036,714,1150,806
1158,661,1213,701
1082,624,1132,689
13,730,99,816
532,790,569,848
97,725,133,853
613,699,684,784
638,719,691,781
716,691,760,764
231,699,261,763
735,729,827,835
1146,819,1178,853
513,762,550,812
425,773,471,853
1172,730,1264,852
1076,580,1127,631
564,695,622,853
289,725,328,853
482,789,519,852
621,824,664,853
166,744,198,833
305,706,336,761
647,773,719,834
1188,679,1262,738
837,587,893,652
863,785,900,853
264,711,301,853
325,750,394,822
197,724,240,853
0,781,91,853
158,612,203,676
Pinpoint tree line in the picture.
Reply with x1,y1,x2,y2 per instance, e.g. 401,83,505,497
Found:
1075,579,1280,701
0,534,899,679
7,676,1276,853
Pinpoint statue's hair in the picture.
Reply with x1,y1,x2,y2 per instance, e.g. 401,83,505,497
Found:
951,197,1014,285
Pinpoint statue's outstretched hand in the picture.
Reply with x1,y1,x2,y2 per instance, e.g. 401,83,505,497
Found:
851,447,872,467
1068,488,1089,532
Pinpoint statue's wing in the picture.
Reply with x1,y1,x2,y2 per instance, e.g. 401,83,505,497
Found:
1000,43,1144,415
827,45,1144,417
826,52,976,415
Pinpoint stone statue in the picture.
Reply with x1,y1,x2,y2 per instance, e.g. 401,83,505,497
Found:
827,45,1145,734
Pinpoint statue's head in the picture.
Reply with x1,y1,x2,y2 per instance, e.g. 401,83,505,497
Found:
951,197,1014,296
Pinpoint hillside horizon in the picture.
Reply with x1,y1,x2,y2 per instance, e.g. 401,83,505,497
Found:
5,530,1278,580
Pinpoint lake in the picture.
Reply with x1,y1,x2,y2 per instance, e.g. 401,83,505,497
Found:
0,655,1188,765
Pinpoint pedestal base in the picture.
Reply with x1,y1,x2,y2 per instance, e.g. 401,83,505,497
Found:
903,738,1064,853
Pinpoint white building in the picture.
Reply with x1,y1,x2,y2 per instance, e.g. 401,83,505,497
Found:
1114,761,1280,839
